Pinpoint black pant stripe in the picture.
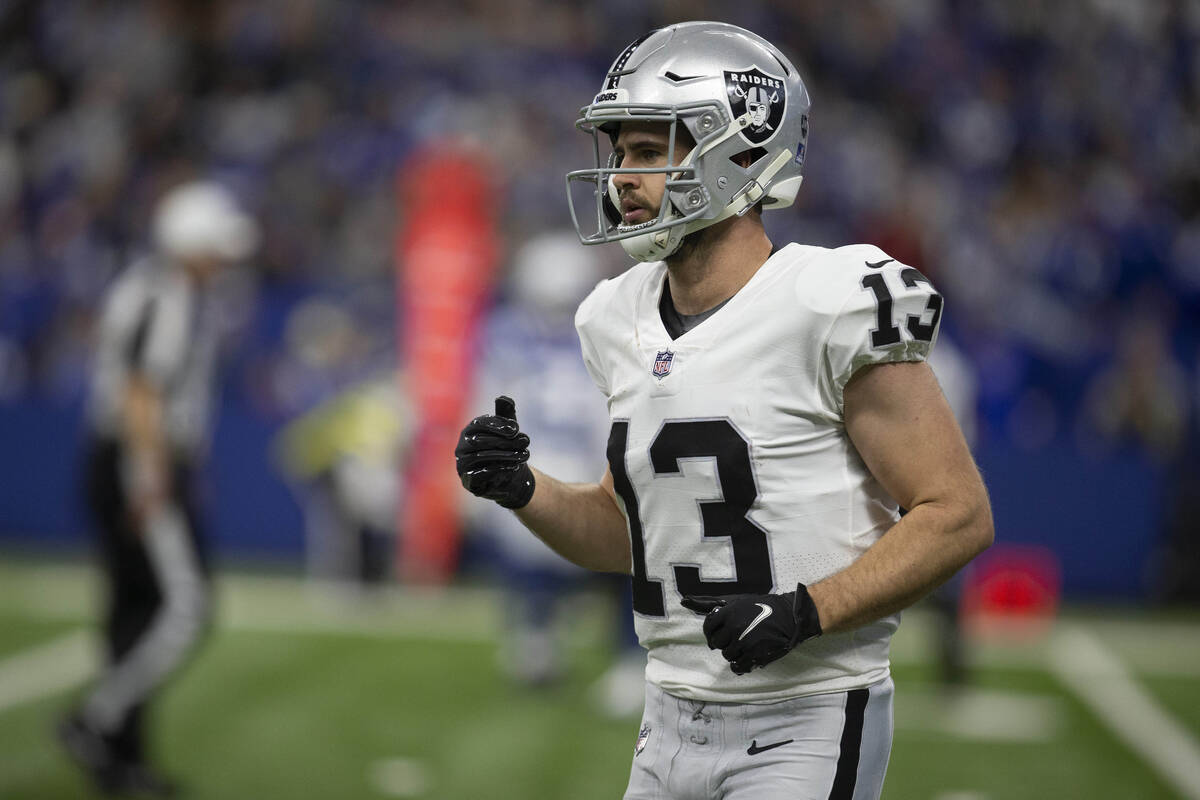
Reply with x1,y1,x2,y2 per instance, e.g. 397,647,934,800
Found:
828,687,870,800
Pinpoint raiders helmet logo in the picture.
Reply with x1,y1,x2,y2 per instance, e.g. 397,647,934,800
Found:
724,67,786,145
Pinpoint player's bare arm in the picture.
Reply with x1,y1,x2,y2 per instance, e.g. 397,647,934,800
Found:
809,360,994,633
121,373,170,522
455,396,631,574
513,466,632,574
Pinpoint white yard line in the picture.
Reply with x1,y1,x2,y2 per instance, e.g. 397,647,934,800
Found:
0,629,95,714
1049,623,1200,800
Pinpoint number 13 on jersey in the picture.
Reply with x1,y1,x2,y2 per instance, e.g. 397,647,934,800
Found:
607,418,774,617
860,264,942,349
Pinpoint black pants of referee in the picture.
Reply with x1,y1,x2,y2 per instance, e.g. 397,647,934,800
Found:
78,437,212,765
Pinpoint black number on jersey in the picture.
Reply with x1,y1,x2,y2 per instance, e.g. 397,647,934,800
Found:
607,419,773,617
607,420,664,616
861,273,901,347
899,268,943,342
861,264,942,348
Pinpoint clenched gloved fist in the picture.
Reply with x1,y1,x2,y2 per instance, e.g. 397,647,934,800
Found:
455,396,536,510
681,583,822,675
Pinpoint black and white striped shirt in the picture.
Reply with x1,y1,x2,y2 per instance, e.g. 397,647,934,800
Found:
87,258,223,457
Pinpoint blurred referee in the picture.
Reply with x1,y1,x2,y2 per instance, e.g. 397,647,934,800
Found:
58,181,258,797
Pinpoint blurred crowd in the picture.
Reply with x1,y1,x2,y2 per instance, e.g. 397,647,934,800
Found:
1,0,1199,456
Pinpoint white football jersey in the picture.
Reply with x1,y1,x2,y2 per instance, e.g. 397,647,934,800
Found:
575,242,943,703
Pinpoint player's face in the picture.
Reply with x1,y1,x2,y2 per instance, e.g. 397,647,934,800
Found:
611,122,694,227
180,252,230,285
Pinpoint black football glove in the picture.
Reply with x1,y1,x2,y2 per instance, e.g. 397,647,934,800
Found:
455,396,536,510
681,583,822,675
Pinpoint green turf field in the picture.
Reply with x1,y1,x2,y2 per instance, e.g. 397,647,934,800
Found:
1,557,1197,799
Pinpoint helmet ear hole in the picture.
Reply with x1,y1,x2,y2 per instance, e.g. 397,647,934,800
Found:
730,148,767,168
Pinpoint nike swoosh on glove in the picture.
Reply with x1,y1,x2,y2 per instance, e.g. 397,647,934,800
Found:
455,396,536,509
681,583,822,675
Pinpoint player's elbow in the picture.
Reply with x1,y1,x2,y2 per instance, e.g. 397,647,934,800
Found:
961,484,994,560
927,479,993,567
971,505,994,557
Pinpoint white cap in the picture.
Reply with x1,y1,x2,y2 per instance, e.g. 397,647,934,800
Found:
153,181,259,262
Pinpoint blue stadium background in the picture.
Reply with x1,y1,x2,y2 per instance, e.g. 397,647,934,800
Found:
1,0,1197,601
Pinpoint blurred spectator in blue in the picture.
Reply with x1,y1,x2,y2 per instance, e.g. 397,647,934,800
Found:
4,0,1196,427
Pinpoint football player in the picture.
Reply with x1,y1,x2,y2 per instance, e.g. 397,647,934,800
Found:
456,22,992,799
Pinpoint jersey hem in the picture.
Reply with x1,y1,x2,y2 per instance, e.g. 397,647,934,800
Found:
649,664,893,705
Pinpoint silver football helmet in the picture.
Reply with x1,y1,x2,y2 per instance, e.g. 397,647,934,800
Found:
566,22,811,262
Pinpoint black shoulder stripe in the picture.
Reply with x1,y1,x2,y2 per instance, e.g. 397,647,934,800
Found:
125,295,159,370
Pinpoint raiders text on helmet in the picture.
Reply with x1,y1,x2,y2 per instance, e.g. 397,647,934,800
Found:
566,22,811,262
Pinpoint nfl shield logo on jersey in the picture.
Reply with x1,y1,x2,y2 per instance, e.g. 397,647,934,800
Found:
652,349,674,379
635,723,652,756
